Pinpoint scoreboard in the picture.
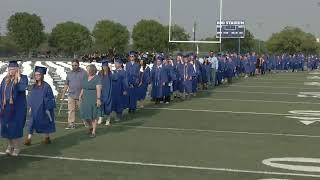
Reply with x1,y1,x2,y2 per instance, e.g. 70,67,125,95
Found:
216,20,246,38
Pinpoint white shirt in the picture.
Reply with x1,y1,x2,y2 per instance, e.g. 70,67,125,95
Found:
208,56,219,70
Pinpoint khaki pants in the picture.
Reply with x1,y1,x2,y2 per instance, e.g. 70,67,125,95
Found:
210,68,217,86
68,97,80,124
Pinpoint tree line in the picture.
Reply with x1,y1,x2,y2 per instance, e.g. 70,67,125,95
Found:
0,12,319,57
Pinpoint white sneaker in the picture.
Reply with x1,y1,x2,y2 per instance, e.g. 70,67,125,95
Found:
105,119,111,126
11,149,20,157
98,117,103,125
5,146,13,155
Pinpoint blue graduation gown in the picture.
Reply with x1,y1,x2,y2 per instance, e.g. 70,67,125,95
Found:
173,63,182,92
201,63,211,83
195,60,202,83
279,57,284,70
271,57,275,70
233,57,240,75
111,69,128,114
163,64,176,97
276,57,282,70
192,62,201,93
126,62,140,111
99,72,112,116
217,59,225,84
151,65,168,98
137,67,151,101
251,56,257,73
283,56,289,70
299,56,304,70
225,61,235,78
0,75,28,139
29,82,56,134
177,63,194,93
172,63,178,92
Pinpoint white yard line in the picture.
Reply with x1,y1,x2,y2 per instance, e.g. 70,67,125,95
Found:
111,125,320,139
0,152,319,178
56,106,292,116
230,85,320,90
250,78,312,81
208,90,298,96
53,121,320,139
199,98,320,105
144,107,291,116
241,81,306,86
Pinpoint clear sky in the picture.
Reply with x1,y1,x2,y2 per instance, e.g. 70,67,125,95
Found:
1,0,319,40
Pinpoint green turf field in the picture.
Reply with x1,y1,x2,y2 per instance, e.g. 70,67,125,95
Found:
2,71,320,180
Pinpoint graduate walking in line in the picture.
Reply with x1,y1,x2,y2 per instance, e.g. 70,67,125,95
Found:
201,57,211,89
151,56,168,104
0,61,28,156
137,57,151,108
125,51,140,113
25,66,56,146
177,55,194,99
111,59,128,122
98,60,112,126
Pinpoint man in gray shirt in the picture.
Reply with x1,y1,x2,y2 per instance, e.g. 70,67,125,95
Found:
208,51,219,87
61,59,87,129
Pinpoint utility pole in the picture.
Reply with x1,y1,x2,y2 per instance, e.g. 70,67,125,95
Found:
238,38,241,55
256,22,263,54
193,21,197,51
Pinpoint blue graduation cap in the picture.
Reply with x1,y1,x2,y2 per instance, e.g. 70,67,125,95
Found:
141,56,148,61
101,59,109,66
183,54,189,58
156,55,164,61
128,51,137,56
114,58,123,64
188,53,196,59
34,66,47,75
8,60,19,68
